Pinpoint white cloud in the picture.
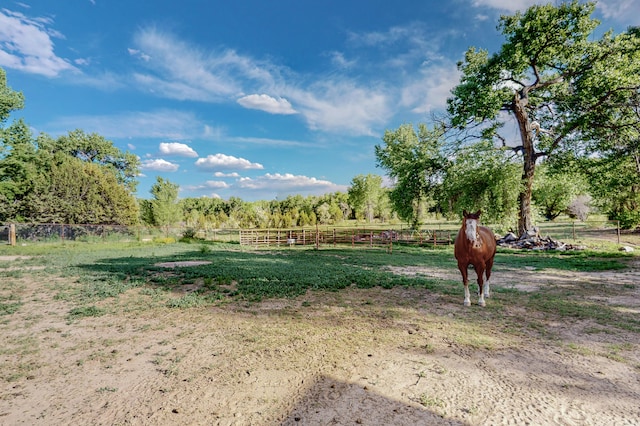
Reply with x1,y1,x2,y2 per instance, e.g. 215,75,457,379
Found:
236,173,345,192
127,28,395,136
203,180,229,189
597,0,640,23
184,180,229,191
130,27,274,102
214,172,240,178
195,153,264,171
140,159,179,172
471,0,540,13
327,51,356,69
400,62,460,114
0,9,78,77
237,94,297,115
127,48,150,62
159,142,198,157
288,81,391,136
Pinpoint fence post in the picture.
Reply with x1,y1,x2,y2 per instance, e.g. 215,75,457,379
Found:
9,224,16,246
617,221,620,245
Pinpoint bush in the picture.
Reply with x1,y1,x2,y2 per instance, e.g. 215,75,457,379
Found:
611,209,640,230
567,195,591,221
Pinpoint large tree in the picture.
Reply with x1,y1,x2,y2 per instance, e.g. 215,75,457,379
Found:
375,123,447,227
39,129,140,192
27,157,139,225
447,1,640,234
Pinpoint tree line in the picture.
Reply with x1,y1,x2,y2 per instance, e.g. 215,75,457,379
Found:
1,1,639,231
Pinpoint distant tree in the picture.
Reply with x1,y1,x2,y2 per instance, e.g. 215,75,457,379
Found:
447,1,640,234
583,155,640,229
348,174,383,222
0,68,24,125
375,123,447,227
150,177,181,233
532,164,588,221
139,199,155,225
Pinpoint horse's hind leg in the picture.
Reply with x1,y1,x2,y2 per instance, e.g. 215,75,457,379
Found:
476,264,486,307
484,257,494,299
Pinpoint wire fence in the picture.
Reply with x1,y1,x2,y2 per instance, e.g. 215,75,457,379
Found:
0,220,636,248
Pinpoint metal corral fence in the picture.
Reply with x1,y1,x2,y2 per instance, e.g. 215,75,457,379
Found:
238,227,453,248
1,220,636,247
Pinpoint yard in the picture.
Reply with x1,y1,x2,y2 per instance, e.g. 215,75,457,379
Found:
0,239,639,425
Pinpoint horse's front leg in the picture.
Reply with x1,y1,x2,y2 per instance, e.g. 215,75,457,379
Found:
458,262,471,306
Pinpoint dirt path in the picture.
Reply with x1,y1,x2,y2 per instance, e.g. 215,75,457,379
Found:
1,259,639,425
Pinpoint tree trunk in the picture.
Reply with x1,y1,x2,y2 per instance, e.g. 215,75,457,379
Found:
513,91,536,236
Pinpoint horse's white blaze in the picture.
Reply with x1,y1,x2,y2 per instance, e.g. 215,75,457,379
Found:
465,219,478,242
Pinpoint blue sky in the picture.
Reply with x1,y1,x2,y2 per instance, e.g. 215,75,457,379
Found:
1,1,638,201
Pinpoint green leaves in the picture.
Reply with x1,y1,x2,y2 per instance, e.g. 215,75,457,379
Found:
150,177,182,231
446,0,640,231
0,68,24,124
348,174,384,222
440,141,520,225
375,124,447,226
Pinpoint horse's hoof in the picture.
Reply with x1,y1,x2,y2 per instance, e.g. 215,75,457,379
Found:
464,300,471,307
478,300,486,307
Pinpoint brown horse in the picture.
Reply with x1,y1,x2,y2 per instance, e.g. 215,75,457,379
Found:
454,210,497,307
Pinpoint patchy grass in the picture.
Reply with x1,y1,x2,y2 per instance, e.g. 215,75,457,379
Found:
67,305,106,322
0,241,637,336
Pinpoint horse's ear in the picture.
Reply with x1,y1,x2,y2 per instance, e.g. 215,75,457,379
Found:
475,210,482,217
463,210,468,217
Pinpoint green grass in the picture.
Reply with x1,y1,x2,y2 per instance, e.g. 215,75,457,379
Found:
1,240,637,334
67,305,106,321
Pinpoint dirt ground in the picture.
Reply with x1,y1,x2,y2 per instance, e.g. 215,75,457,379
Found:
1,254,639,425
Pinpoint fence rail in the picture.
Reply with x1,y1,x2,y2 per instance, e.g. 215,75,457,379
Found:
1,220,637,248
238,228,452,248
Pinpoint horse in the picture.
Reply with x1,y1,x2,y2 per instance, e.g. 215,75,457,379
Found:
454,210,497,307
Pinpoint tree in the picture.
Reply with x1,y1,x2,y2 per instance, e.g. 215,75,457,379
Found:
0,119,38,220
42,129,139,192
447,1,640,234
440,140,520,226
583,155,640,229
531,164,588,221
0,67,28,220
348,174,383,222
375,123,447,227
27,157,139,225
150,177,181,233
0,68,24,125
